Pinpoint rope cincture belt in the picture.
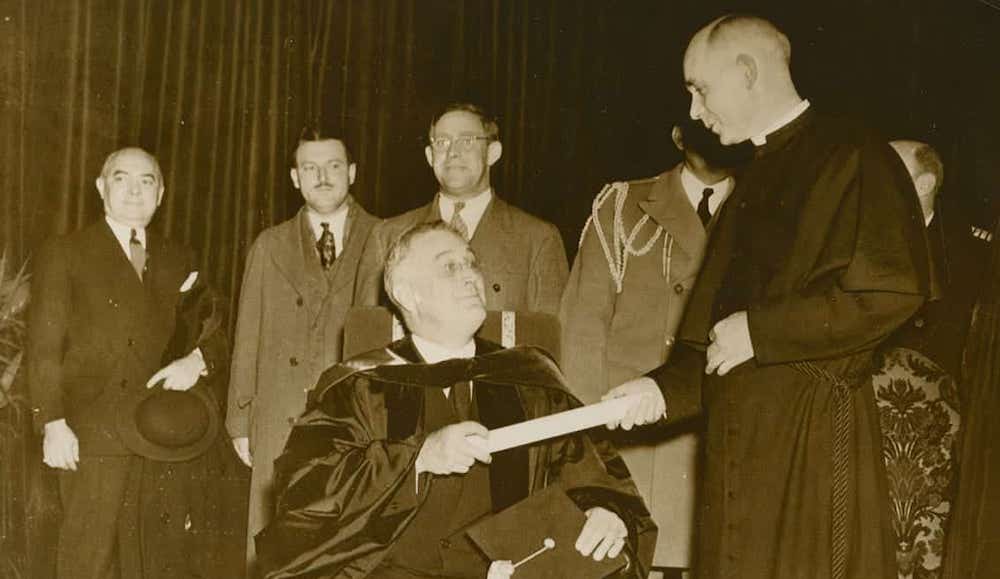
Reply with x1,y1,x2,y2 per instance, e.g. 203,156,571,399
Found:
790,361,870,579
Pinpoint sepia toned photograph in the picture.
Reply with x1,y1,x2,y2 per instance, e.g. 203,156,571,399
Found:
1,1,998,578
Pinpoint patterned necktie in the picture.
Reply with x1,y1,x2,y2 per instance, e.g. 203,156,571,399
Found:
129,228,146,280
317,222,336,270
697,187,714,227
450,201,470,240
451,380,472,421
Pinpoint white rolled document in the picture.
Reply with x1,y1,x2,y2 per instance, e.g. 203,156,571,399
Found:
472,393,641,453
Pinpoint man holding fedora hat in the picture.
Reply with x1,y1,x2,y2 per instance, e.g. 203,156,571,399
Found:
28,147,229,579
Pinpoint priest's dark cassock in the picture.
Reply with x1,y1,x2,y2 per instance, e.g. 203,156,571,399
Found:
651,107,930,579
256,338,656,579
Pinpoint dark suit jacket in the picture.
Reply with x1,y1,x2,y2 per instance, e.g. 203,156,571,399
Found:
886,209,990,378
353,194,568,315
28,219,225,455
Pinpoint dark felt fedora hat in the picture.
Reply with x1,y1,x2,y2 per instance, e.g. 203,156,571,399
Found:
116,384,220,462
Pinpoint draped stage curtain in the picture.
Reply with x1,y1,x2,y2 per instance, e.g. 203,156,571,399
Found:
2,1,1000,577
4,0,997,323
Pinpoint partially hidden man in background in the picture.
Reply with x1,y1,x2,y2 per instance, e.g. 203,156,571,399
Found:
256,222,656,578
884,139,989,379
353,102,568,315
226,125,379,570
559,116,742,567
605,15,930,579
28,147,229,579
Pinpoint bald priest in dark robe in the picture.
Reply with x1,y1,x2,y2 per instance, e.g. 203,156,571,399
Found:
605,15,930,579
256,221,656,579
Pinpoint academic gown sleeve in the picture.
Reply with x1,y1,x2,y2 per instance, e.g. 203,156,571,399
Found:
255,373,425,578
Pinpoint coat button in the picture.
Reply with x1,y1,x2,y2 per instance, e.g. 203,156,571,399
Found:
296,297,304,307
914,318,925,328
492,283,501,292
289,357,299,367
673,283,684,295
440,539,451,549
287,417,296,425
120,379,128,389
127,338,135,347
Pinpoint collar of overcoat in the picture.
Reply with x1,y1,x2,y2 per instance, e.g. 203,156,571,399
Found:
270,201,364,316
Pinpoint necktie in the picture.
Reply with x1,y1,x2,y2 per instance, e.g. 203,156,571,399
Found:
450,201,470,240
451,380,472,421
697,187,714,227
129,228,146,280
317,222,336,269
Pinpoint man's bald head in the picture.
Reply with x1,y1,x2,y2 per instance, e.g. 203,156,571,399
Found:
700,15,792,69
683,14,801,145
890,140,943,223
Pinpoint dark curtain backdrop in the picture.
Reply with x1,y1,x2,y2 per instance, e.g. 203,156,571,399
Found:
3,0,999,327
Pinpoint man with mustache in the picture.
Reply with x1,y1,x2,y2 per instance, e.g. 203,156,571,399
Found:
226,124,379,571
605,14,930,579
354,102,568,316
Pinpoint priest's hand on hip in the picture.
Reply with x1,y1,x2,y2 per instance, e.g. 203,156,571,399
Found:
705,310,755,376
415,421,492,475
602,377,666,430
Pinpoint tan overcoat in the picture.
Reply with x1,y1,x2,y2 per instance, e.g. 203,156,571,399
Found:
225,201,378,562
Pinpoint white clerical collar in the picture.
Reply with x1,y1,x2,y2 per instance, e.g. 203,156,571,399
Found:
105,215,146,257
438,188,493,237
680,166,734,217
306,203,350,257
411,334,476,364
750,99,811,146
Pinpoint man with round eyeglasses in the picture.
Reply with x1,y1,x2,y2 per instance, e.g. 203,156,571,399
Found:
355,102,568,316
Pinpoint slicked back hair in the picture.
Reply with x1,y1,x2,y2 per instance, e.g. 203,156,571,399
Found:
99,147,163,184
294,122,353,165
427,103,500,142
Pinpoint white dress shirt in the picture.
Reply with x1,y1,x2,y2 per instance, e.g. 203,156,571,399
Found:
438,188,493,238
751,99,811,146
306,205,349,258
411,334,476,399
105,215,146,258
680,166,734,217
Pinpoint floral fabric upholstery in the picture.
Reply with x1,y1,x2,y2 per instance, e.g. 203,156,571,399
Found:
873,347,961,579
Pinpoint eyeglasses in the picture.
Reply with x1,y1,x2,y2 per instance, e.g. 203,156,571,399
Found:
428,135,492,153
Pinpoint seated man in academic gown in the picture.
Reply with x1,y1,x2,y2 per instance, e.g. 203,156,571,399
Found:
256,221,656,579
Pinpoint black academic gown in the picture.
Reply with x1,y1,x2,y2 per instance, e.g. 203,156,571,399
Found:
650,109,930,579
256,338,656,579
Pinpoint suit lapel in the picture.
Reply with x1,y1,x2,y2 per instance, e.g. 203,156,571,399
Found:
90,222,148,326
271,208,327,318
326,203,375,294
468,196,511,296
638,169,707,269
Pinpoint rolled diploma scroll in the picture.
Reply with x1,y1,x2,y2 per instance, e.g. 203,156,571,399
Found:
470,393,641,453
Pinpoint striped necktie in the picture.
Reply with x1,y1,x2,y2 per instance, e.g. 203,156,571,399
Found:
129,229,146,280
450,201,470,240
